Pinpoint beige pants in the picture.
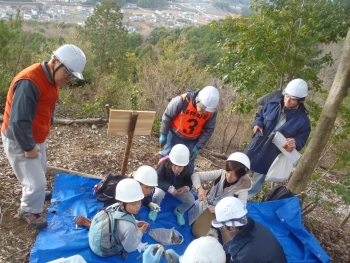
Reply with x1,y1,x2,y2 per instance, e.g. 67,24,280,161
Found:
191,209,231,243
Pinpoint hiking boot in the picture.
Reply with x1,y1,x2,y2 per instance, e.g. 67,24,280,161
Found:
148,210,158,222
45,191,52,201
174,207,185,226
76,216,92,228
19,210,48,229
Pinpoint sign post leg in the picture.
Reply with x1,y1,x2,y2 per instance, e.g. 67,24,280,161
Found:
121,111,139,175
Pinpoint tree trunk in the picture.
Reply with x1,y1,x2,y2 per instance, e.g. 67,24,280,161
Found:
288,28,350,193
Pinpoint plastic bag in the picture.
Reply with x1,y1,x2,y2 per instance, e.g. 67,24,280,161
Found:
47,255,87,263
265,153,293,182
149,227,184,246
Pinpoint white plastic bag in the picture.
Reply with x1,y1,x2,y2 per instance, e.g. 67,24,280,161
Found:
149,227,184,245
47,255,87,263
265,153,293,182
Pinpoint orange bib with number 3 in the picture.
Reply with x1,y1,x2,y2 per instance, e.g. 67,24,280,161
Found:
171,94,211,138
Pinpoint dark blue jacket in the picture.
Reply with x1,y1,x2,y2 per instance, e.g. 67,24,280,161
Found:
156,160,192,192
244,98,311,174
224,217,287,263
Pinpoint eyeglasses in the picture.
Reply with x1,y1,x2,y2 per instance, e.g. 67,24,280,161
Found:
64,67,76,79
221,216,248,227
284,93,301,100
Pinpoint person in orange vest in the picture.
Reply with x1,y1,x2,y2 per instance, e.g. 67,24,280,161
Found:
159,86,220,172
1,44,86,229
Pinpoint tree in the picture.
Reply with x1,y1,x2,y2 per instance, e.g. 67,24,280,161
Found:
288,29,350,193
211,0,350,113
82,0,129,80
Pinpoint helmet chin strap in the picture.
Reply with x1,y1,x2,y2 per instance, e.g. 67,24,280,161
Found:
52,59,65,84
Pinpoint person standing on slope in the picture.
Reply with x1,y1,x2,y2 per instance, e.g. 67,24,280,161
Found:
1,44,86,229
159,86,220,172
244,79,311,198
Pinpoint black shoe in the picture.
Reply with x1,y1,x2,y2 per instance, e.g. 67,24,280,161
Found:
45,191,52,201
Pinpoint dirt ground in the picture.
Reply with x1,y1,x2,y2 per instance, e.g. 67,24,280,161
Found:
0,123,349,262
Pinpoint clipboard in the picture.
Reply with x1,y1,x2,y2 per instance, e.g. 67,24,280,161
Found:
272,132,302,165
188,200,209,226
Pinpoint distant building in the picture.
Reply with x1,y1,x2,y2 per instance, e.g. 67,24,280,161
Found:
124,3,137,9
1,13,9,20
23,14,32,20
155,10,163,15
129,15,145,22
127,26,136,33
31,8,38,15
40,12,50,20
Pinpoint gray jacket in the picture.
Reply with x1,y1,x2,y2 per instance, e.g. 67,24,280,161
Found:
191,169,252,205
160,91,217,149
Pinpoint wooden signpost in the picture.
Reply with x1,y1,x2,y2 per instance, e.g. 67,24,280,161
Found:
107,110,156,175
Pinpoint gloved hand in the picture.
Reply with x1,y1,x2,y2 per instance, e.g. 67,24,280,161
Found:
167,185,176,194
190,146,200,161
165,249,180,263
137,242,149,253
142,244,164,263
159,134,167,147
149,202,161,211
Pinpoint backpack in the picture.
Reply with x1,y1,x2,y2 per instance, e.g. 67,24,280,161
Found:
88,203,136,259
94,174,127,207
262,185,294,201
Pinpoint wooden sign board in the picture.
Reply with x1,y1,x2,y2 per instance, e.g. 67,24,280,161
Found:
107,110,156,136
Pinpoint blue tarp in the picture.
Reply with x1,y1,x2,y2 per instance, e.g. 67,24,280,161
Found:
247,198,330,263
30,173,330,263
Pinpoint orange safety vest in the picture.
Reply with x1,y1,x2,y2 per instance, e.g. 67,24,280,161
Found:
2,63,59,143
171,93,212,138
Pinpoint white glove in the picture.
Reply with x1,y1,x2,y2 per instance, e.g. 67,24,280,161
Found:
149,202,161,211
167,185,175,194
137,242,149,253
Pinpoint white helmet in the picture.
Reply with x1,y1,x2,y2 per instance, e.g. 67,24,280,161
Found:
134,165,158,187
212,197,248,228
52,44,86,80
179,236,226,263
197,86,220,112
227,152,250,171
169,144,190,166
283,78,308,98
114,178,144,202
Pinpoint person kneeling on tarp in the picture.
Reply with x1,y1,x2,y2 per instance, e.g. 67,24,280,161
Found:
191,152,251,242
212,196,287,263
148,144,194,226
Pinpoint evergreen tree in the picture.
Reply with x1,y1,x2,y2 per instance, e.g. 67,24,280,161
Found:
82,0,130,80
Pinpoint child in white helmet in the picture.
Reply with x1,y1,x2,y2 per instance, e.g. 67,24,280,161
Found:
89,178,150,256
142,236,226,263
148,144,195,226
191,152,252,242
77,166,159,228
133,165,161,213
